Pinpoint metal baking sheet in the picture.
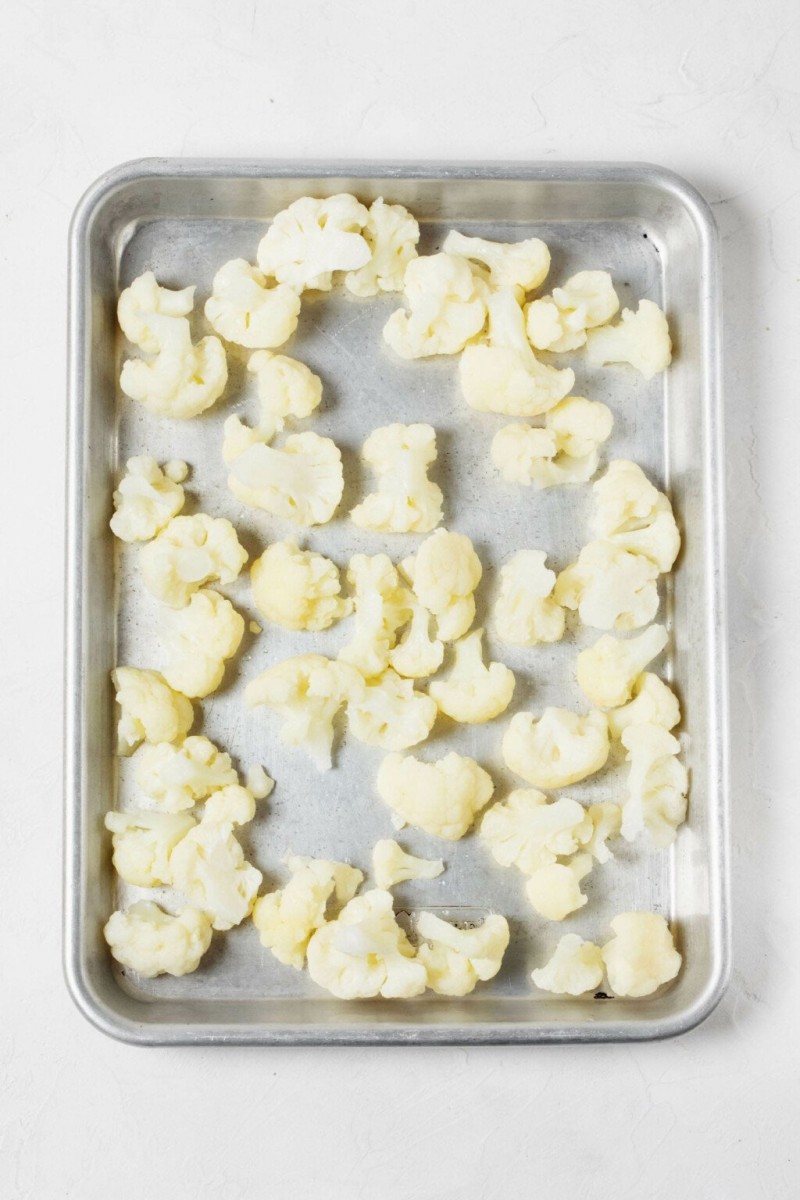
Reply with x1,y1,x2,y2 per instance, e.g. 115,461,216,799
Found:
65,160,729,1044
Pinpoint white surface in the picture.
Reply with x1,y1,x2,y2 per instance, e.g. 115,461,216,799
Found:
1,0,798,1196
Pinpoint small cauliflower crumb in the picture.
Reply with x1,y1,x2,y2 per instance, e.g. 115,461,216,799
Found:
371,840,444,889
164,459,189,484
601,912,682,997
244,764,274,800
104,902,213,978
249,620,262,635
531,933,605,995
376,751,495,841
110,456,186,543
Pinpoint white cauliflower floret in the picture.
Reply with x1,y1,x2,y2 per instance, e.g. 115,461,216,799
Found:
586,299,672,379
607,673,681,737
577,624,668,709
120,316,228,420
443,230,550,294
245,764,275,800
491,397,613,488
383,252,488,358
223,351,323,463
306,888,427,999
601,912,682,997
204,259,301,349
591,460,680,573
350,423,443,534
117,271,195,354
621,723,688,848
428,628,515,724
104,809,196,887
526,270,619,353
531,934,605,995
161,588,244,698
348,669,437,751
389,598,444,680
502,707,609,789
480,789,592,875
253,855,364,969
338,554,411,679
417,912,510,997
345,198,419,297
257,193,371,292
109,456,186,543
371,840,444,889
459,289,575,417
228,432,344,526
404,529,482,642
493,550,565,646
104,902,213,979
245,654,364,771
555,541,660,631
525,854,593,921
583,801,622,864
135,736,238,812
376,751,495,841
251,540,350,632
140,514,248,609
112,667,194,755
169,785,262,931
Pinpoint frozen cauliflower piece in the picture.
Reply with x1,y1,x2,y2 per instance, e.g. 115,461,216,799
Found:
205,259,301,349
169,786,262,931
502,707,609,789
591,460,680,573
257,193,370,291
607,673,681,737
135,736,238,812
376,751,495,841
112,667,193,755
251,540,349,632
480,789,592,875
583,801,622,864
223,351,323,464
345,198,419,297
253,855,364,969
429,628,515,724
306,888,427,999
140,514,248,609
161,588,244,699
621,723,688,848
526,270,619,353
417,912,510,996
389,598,444,680
117,271,195,354
601,912,682,997
383,252,488,358
555,541,660,631
443,230,550,294
459,289,574,417
104,809,195,887
491,397,613,489
348,669,437,751
586,299,672,380
228,431,344,526
351,423,443,534
531,934,605,996
404,529,482,642
577,624,668,709
245,764,275,800
104,902,213,979
109,456,186,543
372,840,444,889
121,315,228,420
493,550,565,646
245,654,364,771
339,554,411,679
526,854,593,921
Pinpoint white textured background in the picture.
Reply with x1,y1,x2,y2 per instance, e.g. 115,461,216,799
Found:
2,1,799,1196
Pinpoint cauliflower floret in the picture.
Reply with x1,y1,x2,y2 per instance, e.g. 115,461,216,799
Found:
376,751,495,841
348,669,437,751
169,786,262,931
621,723,688,848
120,317,228,420
591,460,680,573
502,707,609,789
526,270,619,353
531,933,605,995
586,299,672,379
525,854,593,921
244,764,275,800
443,230,550,294
383,252,488,358
253,855,364,969
135,736,239,812
459,289,575,417
555,541,660,631
493,550,565,646
607,673,681,737
161,588,244,698
371,840,444,889
577,624,668,709
601,912,682,997
389,598,444,680
245,654,364,771
417,912,510,996
480,789,592,875
338,554,411,679
350,423,443,534
345,198,419,297
104,809,196,887
109,456,186,543
491,397,613,488
257,193,370,291
104,902,213,979
117,271,195,354
112,667,194,755
429,628,515,724
204,259,301,349
306,888,427,999
140,514,248,609
583,801,622,864
228,432,344,526
222,351,324,465
404,529,482,642
251,540,350,632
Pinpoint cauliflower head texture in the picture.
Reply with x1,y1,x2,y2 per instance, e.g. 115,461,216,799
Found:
338,554,412,679
104,808,196,887
480,789,593,875
348,669,437,751
404,529,482,642
491,396,613,489
607,673,681,738
443,230,550,294
591,460,680,573
525,854,593,921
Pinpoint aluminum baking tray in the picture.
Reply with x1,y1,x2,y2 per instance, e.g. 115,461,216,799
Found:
65,159,729,1045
